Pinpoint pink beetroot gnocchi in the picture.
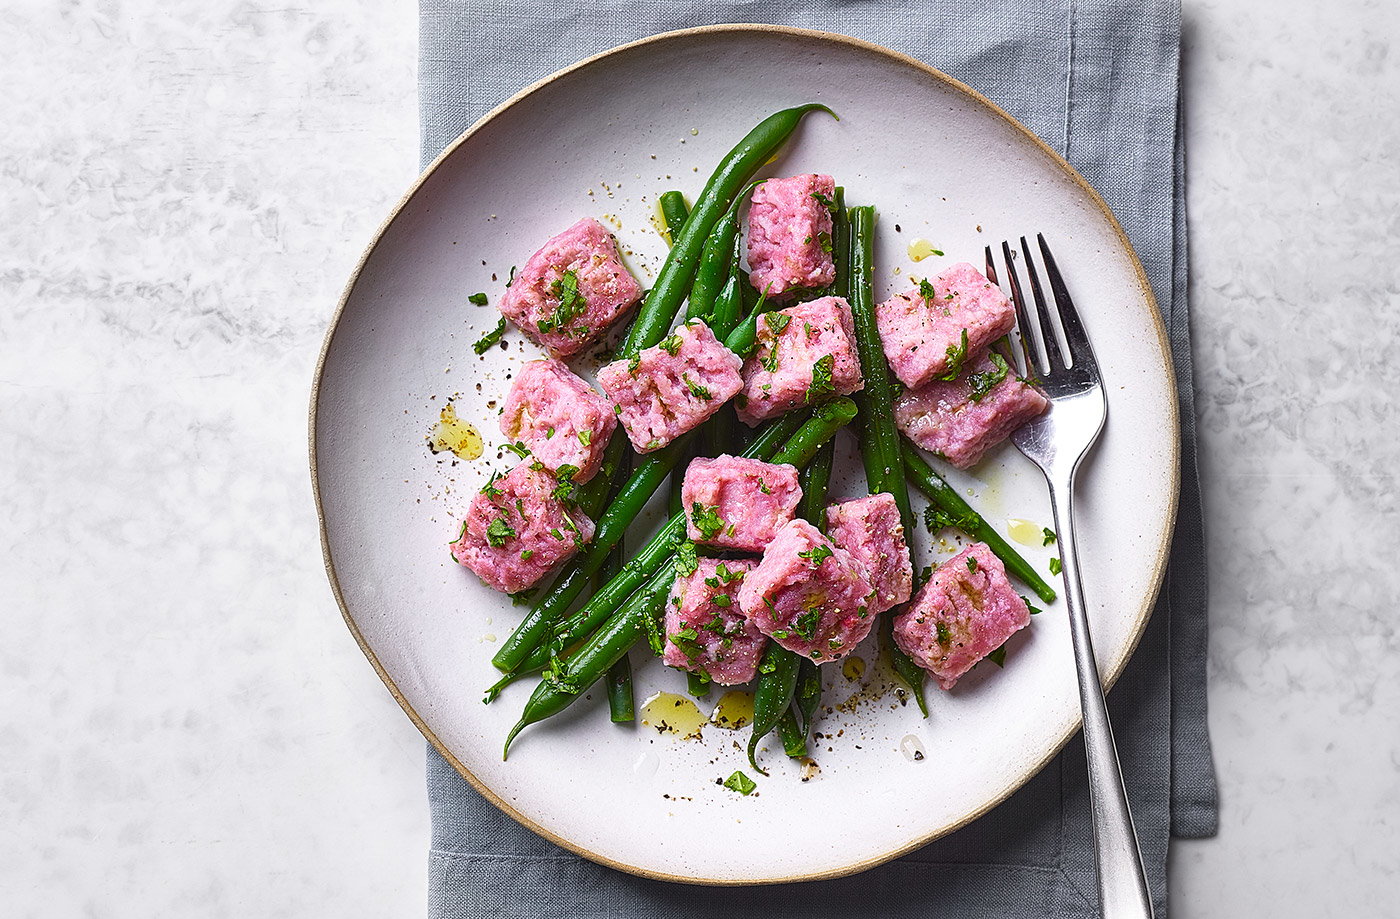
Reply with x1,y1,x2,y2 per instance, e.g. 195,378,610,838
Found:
875,263,1017,390
893,543,1031,690
894,351,1048,469
450,461,595,594
663,558,766,685
825,493,914,615
498,217,643,357
597,320,743,453
681,455,802,553
498,359,616,483
746,173,837,297
738,519,875,664
737,296,864,426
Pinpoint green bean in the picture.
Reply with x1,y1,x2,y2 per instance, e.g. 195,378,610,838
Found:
493,311,811,676
746,438,837,771
747,642,801,773
847,204,929,715
502,400,858,750
504,563,672,757
901,442,1057,604
658,190,688,244
685,182,758,325
600,537,634,722
796,658,822,729
778,706,808,758
617,104,835,358
605,653,635,723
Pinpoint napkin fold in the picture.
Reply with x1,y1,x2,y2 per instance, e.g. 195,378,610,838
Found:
419,2,1216,915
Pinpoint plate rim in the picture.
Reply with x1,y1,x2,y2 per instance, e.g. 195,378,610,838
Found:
308,23,1181,885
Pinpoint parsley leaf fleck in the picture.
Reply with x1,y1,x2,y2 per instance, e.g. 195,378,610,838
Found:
807,353,836,402
468,291,489,306
485,517,515,547
937,329,970,381
472,317,507,354
689,503,726,540
967,352,1010,402
537,269,587,334
1049,557,1062,575
723,771,757,796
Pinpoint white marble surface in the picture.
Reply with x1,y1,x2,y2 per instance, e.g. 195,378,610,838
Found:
1,1,1395,916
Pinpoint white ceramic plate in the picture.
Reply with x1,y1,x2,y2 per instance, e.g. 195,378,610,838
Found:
311,25,1177,884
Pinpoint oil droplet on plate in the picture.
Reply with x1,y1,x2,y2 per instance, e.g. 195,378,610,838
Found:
428,401,482,459
710,691,754,730
900,733,927,762
907,238,942,262
640,692,706,740
1006,518,1042,547
841,656,866,682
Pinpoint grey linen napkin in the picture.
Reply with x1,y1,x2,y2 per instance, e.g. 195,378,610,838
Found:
419,2,1217,915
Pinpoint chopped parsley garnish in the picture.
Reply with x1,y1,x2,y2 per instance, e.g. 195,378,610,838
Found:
810,190,835,209
550,464,580,504
1042,528,1057,546
504,441,530,459
723,771,757,796
935,621,952,646
793,608,822,640
967,352,1010,401
627,353,641,374
1049,557,1062,575
541,654,579,693
918,278,937,301
798,543,833,565
685,378,712,401
924,503,976,534
674,541,699,577
577,429,591,446
545,426,555,439
937,329,970,381
537,269,587,334
713,594,732,607
479,470,504,498
1022,596,1043,615
520,549,534,561
504,265,517,287
472,317,507,354
817,231,833,254
760,341,781,373
967,556,978,572
807,354,836,402
689,503,726,540
485,517,515,547
714,562,741,584
468,291,489,306
658,333,683,356
757,479,772,495
764,312,791,334
986,643,1008,667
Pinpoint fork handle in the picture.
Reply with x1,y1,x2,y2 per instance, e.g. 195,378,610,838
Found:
1046,470,1155,919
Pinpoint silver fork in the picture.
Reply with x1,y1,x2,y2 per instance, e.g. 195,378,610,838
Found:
986,235,1154,919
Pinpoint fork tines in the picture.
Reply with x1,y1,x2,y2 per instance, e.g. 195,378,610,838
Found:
985,235,1097,383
